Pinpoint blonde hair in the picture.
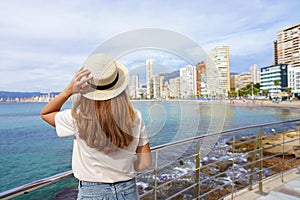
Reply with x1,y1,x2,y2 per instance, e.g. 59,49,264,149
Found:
71,91,136,154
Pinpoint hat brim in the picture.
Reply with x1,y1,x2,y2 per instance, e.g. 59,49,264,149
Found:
82,59,129,101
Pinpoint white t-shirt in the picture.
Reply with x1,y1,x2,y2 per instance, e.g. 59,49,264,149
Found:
55,109,149,183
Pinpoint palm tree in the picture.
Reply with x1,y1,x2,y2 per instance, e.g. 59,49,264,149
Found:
262,90,269,97
284,87,292,93
274,80,281,95
285,87,292,99
274,80,280,87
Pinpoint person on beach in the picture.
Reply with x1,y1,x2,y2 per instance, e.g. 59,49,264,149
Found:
41,54,152,200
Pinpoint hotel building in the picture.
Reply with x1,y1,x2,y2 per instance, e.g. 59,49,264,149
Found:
260,64,288,97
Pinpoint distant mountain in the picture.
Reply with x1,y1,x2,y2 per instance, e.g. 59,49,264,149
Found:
0,91,59,99
163,70,180,83
129,64,178,84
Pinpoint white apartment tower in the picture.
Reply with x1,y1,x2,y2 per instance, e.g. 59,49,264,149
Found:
180,65,197,98
208,46,230,95
128,74,139,99
169,77,180,98
276,24,300,95
276,24,300,68
152,74,164,98
250,64,260,84
146,59,153,98
288,67,300,94
234,72,252,89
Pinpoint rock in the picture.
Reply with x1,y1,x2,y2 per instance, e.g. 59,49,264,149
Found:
227,130,300,157
218,160,232,172
227,137,256,153
54,186,77,200
262,131,300,157
179,159,184,165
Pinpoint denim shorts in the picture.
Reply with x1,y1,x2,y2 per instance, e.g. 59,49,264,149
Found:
77,178,139,200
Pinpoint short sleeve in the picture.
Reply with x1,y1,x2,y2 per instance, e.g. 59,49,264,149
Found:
55,109,75,137
136,110,149,146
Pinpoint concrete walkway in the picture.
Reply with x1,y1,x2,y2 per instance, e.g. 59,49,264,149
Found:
225,167,300,200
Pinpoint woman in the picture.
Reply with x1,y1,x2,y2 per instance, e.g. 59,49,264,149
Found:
41,54,152,199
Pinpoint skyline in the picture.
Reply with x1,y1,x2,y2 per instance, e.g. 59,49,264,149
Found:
1,0,300,92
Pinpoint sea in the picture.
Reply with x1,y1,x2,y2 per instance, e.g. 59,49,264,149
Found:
1,100,300,199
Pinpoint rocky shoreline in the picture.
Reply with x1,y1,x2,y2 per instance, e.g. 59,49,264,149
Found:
138,129,300,200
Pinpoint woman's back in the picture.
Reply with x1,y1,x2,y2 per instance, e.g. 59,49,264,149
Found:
41,54,152,199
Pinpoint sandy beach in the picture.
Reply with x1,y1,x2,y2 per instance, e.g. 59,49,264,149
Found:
132,98,300,109
228,99,300,109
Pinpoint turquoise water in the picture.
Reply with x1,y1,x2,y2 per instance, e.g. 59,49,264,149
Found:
1,101,300,195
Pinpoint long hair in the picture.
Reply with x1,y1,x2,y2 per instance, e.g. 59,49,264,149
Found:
71,91,135,154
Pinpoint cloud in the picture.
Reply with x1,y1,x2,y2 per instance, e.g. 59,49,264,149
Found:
0,0,299,91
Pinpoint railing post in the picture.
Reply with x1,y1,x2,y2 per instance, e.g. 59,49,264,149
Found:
298,125,300,159
249,133,259,190
281,129,285,183
258,127,263,194
231,134,235,200
153,151,159,200
195,143,200,199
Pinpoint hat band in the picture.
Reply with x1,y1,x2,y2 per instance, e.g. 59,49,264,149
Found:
89,72,119,90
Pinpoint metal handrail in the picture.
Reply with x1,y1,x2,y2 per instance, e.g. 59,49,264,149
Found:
150,118,300,152
1,118,300,199
0,171,73,200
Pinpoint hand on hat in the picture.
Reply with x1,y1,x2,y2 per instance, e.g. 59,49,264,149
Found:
41,67,92,127
66,67,92,95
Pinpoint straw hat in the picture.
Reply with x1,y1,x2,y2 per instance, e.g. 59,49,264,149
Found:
81,54,129,100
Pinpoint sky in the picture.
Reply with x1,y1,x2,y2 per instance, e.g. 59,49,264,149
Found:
0,0,300,92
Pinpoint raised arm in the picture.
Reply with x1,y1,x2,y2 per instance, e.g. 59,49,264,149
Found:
134,143,152,171
40,67,91,127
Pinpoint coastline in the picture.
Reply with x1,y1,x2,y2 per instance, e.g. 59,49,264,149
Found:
2,98,300,110
131,98,300,109
227,99,300,109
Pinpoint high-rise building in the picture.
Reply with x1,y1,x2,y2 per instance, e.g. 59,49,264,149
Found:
169,77,181,98
276,24,300,68
260,64,288,97
230,74,237,90
273,41,278,65
146,58,153,98
128,74,139,99
250,64,260,84
208,46,230,95
196,61,206,97
275,24,300,96
180,65,197,98
152,74,164,98
233,72,251,89
288,67,300,95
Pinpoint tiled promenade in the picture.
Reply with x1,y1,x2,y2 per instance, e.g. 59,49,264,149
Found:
225,168,300,200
